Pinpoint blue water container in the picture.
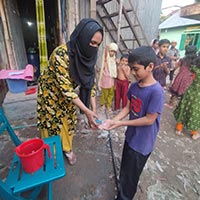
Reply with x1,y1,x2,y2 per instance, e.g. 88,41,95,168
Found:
6,79,27,93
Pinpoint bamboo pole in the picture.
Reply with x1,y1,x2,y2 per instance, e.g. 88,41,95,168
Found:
117,0,123,48
35,0,48,73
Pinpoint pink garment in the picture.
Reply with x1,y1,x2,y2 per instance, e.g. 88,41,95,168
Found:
171,65,193,96
152,47,159,55
100,68,115,89
0,64,34,81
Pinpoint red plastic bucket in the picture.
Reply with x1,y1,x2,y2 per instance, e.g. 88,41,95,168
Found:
15,138,51,173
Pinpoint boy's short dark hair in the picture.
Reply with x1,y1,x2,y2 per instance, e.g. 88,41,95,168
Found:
158,39,170,47
128,46,156,68
120,54,129,60
152,38,159,45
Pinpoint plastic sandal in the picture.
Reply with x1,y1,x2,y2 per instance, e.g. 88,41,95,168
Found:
64,151,77,165
175,130,183,136
192,133,200,140
107,108,112,113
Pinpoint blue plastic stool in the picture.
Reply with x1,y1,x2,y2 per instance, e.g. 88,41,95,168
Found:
0,107,66,200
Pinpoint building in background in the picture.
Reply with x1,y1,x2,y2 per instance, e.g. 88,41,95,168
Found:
159,4,200,57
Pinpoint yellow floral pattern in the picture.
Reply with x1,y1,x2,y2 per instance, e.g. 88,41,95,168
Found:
37,44,79,136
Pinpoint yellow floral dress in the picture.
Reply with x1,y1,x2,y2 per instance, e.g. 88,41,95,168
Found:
37,44,78,136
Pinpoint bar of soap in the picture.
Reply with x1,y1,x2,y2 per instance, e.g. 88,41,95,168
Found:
95,119,102,124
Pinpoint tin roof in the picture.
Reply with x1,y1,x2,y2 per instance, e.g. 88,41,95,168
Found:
159,10,200,29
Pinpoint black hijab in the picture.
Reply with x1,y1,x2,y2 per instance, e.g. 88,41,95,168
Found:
67,18,103,108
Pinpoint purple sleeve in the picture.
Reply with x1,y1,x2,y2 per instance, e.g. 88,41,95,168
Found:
147,89,164,114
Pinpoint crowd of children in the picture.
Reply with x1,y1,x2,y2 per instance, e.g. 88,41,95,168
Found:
97,41,200,142
97,42,200,199
98,43,130,113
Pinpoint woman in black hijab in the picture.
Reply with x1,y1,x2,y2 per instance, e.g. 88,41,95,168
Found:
37,18,103,165
68,18,103,109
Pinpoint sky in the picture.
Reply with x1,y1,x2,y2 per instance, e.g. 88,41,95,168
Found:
161,0,195,15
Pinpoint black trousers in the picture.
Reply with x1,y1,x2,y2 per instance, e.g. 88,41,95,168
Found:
116,141,150,200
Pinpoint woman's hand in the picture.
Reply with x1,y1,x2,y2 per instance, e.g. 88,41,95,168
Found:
85,109,99,129
72,97,99,129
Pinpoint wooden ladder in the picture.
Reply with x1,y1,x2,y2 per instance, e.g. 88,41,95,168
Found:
96,0,149,53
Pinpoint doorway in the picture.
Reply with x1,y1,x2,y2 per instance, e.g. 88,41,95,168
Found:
16,0,59,77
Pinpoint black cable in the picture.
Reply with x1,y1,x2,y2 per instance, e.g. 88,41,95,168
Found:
105,109,119,193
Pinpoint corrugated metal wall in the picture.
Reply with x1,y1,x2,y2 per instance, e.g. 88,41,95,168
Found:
79,0,90,19
130,0,162,43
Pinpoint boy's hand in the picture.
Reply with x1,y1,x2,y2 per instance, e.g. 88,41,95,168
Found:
99,119,121,130
161,62,169,68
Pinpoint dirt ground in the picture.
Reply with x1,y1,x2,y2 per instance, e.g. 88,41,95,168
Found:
1,88,200,200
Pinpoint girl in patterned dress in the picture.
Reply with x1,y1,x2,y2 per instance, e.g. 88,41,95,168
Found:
37,18,103,165
174,54,200,140
168,45,197,107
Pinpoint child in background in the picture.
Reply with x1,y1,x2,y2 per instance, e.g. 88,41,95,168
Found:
167,40,180,88
115,54,130,111
151,38,159,54
99,43,119,112
100,46,164,199
153,39,171,88
167,45,197,108
174,54,200,140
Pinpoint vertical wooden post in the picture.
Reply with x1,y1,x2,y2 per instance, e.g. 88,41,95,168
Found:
74,0,79,26
57,0,65,44
90,0,96,19
0,0,17,69
117,0,123,49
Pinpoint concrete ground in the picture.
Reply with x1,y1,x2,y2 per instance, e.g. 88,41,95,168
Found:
1,86,200,200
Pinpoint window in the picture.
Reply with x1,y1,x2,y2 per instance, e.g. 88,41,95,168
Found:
179,30,200,50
